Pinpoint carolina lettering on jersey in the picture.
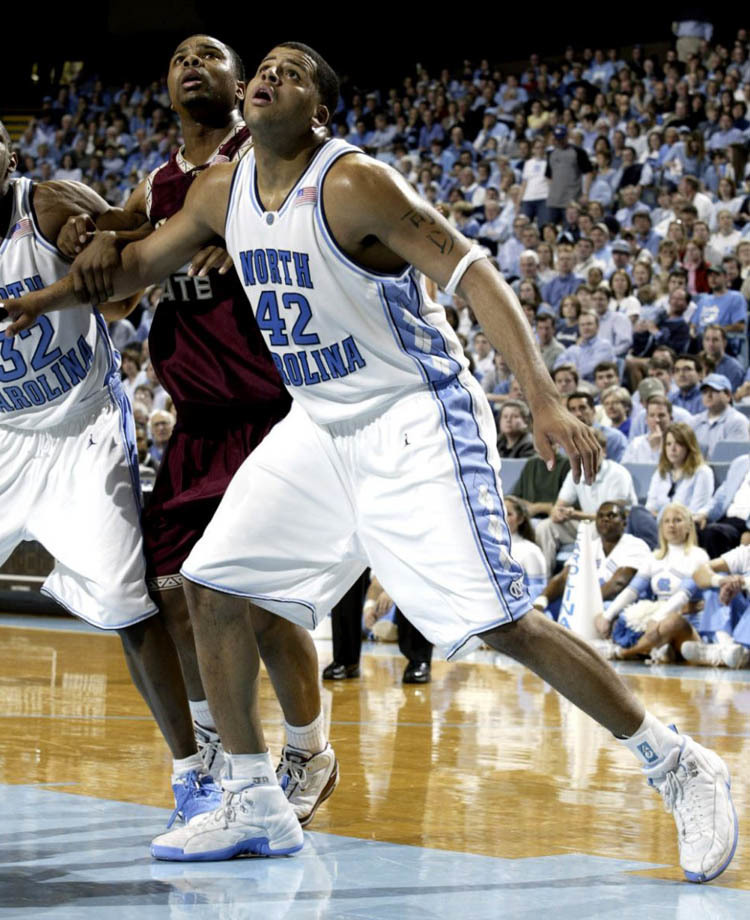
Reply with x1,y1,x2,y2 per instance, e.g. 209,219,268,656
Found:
0,274,44,299
238,246,367,389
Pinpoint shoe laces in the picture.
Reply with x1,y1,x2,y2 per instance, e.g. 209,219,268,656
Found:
208,789,255,828
167,770,217,828
655,758,708,843
278,749,309,791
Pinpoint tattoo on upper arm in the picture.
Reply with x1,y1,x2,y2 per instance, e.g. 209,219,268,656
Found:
400,207,456,255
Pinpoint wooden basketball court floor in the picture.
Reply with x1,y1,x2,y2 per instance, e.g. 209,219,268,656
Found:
1,614,749,919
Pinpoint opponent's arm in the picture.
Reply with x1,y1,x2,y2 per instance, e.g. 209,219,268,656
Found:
3,164,233,335
323,155,600,483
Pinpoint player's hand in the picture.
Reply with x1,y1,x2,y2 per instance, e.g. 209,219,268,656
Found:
532,397,601,484
594,613,612,638
2,292,44,337
375,592,393,619
57,213,97,258
188,245,233,277
70,231,121,304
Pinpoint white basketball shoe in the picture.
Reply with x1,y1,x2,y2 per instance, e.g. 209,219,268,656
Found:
194,723,225,781
643,732,738,883
276,743,339,827
151,780,304,861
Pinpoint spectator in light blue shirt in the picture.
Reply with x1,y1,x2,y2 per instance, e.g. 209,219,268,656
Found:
632,209,662,257
691,374,750,458
707,113,745,151
566,390,627,461
554,310,616,382
542,242,582,309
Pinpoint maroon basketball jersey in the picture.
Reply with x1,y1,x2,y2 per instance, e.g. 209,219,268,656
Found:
146,124,289,425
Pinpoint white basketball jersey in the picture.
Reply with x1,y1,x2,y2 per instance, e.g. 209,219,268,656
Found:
0,178,116,429
224,139,467,424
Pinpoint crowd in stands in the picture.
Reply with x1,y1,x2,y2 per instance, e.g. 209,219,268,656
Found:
9,18,750,665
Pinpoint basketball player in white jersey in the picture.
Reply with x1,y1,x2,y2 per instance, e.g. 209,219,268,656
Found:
5,45,738,881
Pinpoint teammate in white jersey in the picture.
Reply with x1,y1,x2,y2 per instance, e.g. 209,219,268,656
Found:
5,45,738,881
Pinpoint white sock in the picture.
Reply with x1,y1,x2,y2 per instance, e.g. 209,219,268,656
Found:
223,750,276,790
285,712,326,754
619,711,681,768
189,699,216,731
171,752,205,780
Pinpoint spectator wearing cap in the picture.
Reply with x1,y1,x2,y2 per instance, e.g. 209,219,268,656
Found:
554,310,615,382
545,126,593,225
632,208,662,257
672,354,705,415
700,324,745,391
535,311,564,371
608,240,633,281
591,286,633,356
541,242,582,309
691,373,750,458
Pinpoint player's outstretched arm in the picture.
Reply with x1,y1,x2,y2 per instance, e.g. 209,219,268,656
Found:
2,164,233,336
323,155,601,484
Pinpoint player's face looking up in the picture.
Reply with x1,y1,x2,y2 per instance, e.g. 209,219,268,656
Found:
167,36,244,115
245,47,327,133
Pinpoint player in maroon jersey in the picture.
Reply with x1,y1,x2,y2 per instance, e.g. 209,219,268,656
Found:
59,35,337,830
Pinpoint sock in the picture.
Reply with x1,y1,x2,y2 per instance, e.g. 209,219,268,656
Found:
285,712,326,754
223,750,276,790
189,699,216,731
619,711,681,769
171,752,205,781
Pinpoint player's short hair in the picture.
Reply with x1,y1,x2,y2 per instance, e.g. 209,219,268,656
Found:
224,42,246,82
279,41,339,119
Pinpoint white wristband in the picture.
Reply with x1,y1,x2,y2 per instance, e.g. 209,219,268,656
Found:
363,600,376,614
534,595,549,610
443,247,488,296
710,574,724,588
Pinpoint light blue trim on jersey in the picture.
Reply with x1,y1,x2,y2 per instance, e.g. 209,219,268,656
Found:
224,158,246,235
179,569,318,627
40,583,158,631
379,277,462,385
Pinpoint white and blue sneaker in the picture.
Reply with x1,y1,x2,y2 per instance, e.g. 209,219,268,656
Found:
643,732,738,883
168,770,223,829
152,781,304,861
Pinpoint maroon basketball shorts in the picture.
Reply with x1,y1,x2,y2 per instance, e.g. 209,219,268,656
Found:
142,411,286,585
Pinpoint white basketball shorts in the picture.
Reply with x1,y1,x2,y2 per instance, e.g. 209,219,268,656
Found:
0,388,156,629
182,373,531,659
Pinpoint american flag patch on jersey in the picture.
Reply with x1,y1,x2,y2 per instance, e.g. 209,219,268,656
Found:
294,186,318,206
11,218,32,241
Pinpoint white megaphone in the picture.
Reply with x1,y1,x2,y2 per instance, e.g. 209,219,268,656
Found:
558,520,602,641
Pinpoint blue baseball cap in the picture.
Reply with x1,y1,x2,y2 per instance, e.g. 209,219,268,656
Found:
700,373,732,393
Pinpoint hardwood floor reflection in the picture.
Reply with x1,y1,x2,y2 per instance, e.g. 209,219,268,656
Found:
1,624,747,888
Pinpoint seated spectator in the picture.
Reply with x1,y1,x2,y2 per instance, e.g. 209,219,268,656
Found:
691,373,750,458
554,310,616,382
496,400,535,458
505,496,548,593
592,361,620,414
535,311,564,371
695,452,750,556
609,268,641,321
691,266,747,354
534,432,637,572
510,450,571,520
671,353,705,415
533,500,650,620
591,285,633,356
567,390,627,461
682,549,750,668
699,324,744,391
631,287,692,359
594,503,709,662
555,294,581,348
551,362,579,399
710,209,742,256
681,239,710,296
623,394,672,463
148,409,175,467
601,385,634,437
541,242,582,309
